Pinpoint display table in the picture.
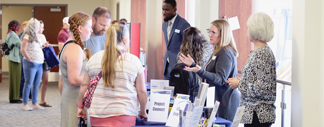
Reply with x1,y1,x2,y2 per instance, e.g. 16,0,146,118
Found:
134,116,232,127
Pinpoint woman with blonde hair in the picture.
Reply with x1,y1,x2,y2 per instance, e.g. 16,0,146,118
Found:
77,23,147,127
37,20,52,107
21,18,44,110
179,20,240,121
60,12,92,127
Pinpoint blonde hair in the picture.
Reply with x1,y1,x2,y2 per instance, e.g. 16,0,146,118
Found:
211,20,238,57
22,21,29,27
68,12,92,59
21,18,40,43
102,23,128,88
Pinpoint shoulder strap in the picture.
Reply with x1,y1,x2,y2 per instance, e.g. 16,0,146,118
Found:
58,41,75,59
98,71,102,79
5,34,13,49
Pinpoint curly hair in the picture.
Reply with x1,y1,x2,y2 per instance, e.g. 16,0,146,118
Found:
21,18,40,43
7,20,21,34
68,12,92,59
178,27,206,65
101,23,129,88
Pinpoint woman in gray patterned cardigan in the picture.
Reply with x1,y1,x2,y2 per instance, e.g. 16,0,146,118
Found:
227,12,277,127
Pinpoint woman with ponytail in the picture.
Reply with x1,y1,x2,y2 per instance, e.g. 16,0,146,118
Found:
6,20,22,104
60,12,92,127
77,23,148,127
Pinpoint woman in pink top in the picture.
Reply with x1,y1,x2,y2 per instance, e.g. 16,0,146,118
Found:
77,23,148,127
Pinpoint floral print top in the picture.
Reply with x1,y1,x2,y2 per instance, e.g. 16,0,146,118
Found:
239,45,277,124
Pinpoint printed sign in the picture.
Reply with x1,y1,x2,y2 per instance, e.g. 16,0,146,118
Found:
148,90,171,122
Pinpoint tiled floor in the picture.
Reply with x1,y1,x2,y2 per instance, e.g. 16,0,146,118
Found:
0,77,61,127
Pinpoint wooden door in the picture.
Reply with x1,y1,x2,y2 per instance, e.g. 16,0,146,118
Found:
34,6,66,72
219,0,252,73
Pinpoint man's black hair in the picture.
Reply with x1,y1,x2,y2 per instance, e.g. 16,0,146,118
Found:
164,0,177,8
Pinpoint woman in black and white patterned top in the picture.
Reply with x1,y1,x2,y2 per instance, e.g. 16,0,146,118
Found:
227,12,276,127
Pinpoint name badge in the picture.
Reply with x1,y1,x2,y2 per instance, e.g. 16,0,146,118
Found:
212,56,216,60
175,29,180,33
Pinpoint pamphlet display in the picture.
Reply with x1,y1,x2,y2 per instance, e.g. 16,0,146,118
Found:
166,94,189,127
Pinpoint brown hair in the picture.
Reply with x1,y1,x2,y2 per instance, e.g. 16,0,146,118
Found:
211,20,238,57
102,23,128,88
178,27,206,65
93,7,111,19
68,12,92,59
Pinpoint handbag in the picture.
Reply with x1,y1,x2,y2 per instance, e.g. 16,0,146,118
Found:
1,42,11,56
83,71,102,109
83,49,124,108
42,60,51,71
78,117,87,127
42,46,59,68
1,35,13,56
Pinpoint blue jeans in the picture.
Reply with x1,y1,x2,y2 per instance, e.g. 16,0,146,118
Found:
22,59,43,105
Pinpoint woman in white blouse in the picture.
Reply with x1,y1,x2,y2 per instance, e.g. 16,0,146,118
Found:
37,20,52,107
20,18,45,111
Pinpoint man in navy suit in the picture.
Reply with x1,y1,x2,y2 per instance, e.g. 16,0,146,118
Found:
162,0,190,80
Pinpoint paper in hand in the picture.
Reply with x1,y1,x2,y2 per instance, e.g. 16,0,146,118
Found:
228,16,240,31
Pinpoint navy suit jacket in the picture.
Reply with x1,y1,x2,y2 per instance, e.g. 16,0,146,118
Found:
162,15,190,79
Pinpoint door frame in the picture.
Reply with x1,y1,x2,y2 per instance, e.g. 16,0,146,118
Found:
0,4,68,82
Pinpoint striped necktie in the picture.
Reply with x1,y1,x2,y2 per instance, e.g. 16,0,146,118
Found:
167,21,172,40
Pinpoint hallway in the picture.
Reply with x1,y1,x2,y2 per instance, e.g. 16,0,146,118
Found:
0,76,61,127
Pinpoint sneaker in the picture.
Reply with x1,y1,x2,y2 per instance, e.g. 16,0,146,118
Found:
10,100,23,103
31,104,45,110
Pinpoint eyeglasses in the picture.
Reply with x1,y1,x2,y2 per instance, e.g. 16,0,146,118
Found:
207,29,218,35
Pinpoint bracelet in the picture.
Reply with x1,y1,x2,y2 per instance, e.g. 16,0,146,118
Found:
190,62,197,67
77,104,84,108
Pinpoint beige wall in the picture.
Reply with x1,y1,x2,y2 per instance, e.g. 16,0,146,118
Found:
0,0,108,16
1,6,32,72
119,0,130,22
0,0,116,73
292,0,324,126
106,0,120,21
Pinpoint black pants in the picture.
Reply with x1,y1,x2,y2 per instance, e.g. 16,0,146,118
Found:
244,111,272,127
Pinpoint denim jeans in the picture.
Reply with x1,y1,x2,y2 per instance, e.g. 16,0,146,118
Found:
22,59,43,105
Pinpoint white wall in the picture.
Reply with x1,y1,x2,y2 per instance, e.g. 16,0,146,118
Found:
146,0,163,80
292,0,324,126
187,0,219,37
119,0,130,21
